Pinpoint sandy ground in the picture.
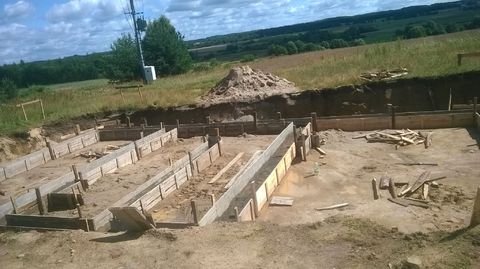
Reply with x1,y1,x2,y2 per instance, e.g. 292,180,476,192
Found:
0,141,130,205
0,128,479,268
151,135,276,223
259,128,480,234
45,137,203,218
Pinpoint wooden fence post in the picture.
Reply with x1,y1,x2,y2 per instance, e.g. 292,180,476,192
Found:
39,99,45,119
74,124,81,135
277,111,282,120
311,112,317,132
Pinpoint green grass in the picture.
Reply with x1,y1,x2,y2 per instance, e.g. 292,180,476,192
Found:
1,30,480,135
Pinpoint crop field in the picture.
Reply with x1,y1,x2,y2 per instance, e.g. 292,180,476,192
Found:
1,30,479,135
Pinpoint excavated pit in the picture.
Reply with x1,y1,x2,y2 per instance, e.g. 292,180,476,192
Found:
131,71,480,125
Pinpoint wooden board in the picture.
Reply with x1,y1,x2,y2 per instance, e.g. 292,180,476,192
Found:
270,196,294,206
5,214,81,230
109,207,152,231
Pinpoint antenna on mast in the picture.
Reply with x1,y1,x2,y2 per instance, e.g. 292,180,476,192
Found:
128,0,147,84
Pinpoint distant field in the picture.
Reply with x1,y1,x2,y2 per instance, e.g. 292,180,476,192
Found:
1,30,479,135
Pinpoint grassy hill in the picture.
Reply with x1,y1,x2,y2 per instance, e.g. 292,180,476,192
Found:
1,30,479,135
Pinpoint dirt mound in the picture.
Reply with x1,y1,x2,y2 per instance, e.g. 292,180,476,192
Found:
200,66,298,106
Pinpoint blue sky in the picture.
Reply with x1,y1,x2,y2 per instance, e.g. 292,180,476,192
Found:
0,0,452,64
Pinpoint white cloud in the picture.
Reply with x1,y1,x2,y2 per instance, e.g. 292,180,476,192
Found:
1,0,34,22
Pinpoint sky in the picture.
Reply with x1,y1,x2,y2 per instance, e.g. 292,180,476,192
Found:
0,0,453,65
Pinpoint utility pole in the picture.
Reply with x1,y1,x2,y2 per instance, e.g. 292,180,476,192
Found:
129,0,147,84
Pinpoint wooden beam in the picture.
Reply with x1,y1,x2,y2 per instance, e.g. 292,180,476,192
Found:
471,186,480,227
208,152,244,184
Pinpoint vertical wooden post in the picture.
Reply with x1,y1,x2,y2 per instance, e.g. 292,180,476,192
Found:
35,188,46,215
253,111,258,131
301,133,307,162
76,203,83,218
10,196,17,214
21,104,28,121
205,116,210,125
474,97,478,116
120,89,126,105
250,181,259,217
311,112,317,132
249,200,256,221
191,200,199,224
388,178,397,199
143,118,148,127
116,119,120,126
138,85,145,104
39,99,46,119
160,122,164,130
372,178,379,200
234,207,240,222
188,152,195,177
126,117,132,127
46,140,56,160
72,165,79,181
448,88,452,111
388,104,396,129
176,119,180,130
470,186,480,227
276,111,282,120
74,124,81,135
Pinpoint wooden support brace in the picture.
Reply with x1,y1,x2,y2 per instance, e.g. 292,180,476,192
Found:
35,188,46,215
372,178,379,200
209,193,216,205
234,207,240,222
10,195,18,214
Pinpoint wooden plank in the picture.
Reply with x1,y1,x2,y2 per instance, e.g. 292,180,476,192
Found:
109,207,153,231
5,214,81,230
408,171,431,195
315,203,349,211
209,152,244,184
270,196,294,206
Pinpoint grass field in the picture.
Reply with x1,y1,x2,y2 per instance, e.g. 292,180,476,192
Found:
1,30,479,135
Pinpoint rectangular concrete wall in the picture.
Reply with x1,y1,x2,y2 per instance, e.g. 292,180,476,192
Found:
78,143,138,187
316,110,474,131
254,143,296,212
198,123,294,226
134,129,176,158
0,148,52,181
51,129,98,159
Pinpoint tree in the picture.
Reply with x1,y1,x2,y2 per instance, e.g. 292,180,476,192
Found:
105,34,140,81
294,40,306,52
286,41,298,55
268,44,288,56
350,38,366,46
0,77,18,102
330,39,349,49
403,25,427,39
143,16,192,76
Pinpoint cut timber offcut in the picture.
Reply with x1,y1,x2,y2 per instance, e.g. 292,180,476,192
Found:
315,203,349,211
270,196,294,206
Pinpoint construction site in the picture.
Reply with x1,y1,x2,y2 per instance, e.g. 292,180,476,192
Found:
0,66,479,268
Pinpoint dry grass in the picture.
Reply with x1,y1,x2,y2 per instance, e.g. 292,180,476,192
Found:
1,30,480,134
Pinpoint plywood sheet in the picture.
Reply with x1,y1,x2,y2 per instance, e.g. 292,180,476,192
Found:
109,207,152,231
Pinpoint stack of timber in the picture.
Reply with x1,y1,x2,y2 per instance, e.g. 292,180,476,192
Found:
356,129,433,148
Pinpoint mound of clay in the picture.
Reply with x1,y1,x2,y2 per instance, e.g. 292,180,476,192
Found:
200,66,298,106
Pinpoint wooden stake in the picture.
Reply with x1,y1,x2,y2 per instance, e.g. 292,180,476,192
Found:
470,186,480,227
277,111,282,120
126,117,131,127
39,99,45,119
120,89,126,105
35,188,46,215
372,178,379,200
253,111,258,131
251,181,259,217
234,207,240,222
209,193,216,205
388,178,397,199
21,104,27,121
448,88,452,111
76,203,83,218
311,112,317,132
10,195,17,214
191,200,199,224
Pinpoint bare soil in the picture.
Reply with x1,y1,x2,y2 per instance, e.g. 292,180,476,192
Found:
199,66,298,106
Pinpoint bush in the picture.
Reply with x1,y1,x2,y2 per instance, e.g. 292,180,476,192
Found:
330,39,349,49
350,38,366,47
268,44,288,56
286,41,298,55
240,54,256,62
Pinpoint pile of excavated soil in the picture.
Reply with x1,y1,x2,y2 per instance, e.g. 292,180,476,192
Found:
199,66,298,106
